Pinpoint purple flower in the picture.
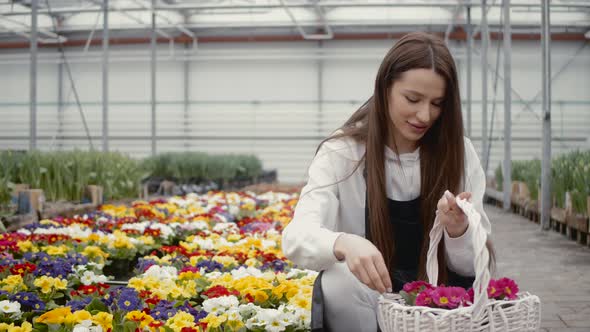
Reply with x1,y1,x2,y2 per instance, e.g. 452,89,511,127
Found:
66,297,92,311
151,300,178,320
135,258,157,273
10,292,45,312
116,288,142,311
196,260,224,273
262,259,286,272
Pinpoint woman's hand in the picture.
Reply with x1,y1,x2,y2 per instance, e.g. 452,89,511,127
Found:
333,233,392,294
437,190,471,238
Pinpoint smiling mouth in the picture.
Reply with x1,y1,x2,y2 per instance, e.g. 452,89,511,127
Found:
408,122,427,130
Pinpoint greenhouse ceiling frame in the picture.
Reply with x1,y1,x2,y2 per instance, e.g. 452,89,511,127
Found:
2,0,588,230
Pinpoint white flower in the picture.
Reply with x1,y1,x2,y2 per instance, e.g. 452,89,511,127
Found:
80,271,109,286
193,237,214,250
253,309,289,332
261,239,277,249
73,320,102,332
202,295,240,315
143,265,178,280
204,271,222,280
86,261,105,270
0,300,20,314
225,308,242,322
148,223,174,238
228,205,240,216
238,303,258,318
231,266,263,280
16,229,31,236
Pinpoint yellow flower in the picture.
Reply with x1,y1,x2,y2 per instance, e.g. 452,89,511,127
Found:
138,236,155,246
82,246,109,259
35,307,72,325
178,271,201,281
165,311,195,332
272,283,288,300
6,322,32,332
201,313,227,329
43,245,69,256
34,276,66,294
54,278,68,291
0,323,10,332
85,233,101,243
212,256,237,267
125,311,154,328
227,234,242,242
40,219,60,226
72,310,92,324
17,240,37,253
92,312,113,331
244,258,260,267
127,277,146,291
1,275,25,293
291,294,311,310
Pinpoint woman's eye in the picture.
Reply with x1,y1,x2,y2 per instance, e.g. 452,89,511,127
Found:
405,96,419,103
432,102,441,107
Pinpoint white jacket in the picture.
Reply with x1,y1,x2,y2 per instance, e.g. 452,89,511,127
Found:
282,135,491,276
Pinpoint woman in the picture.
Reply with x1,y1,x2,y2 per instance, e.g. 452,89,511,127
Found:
281,32,495,332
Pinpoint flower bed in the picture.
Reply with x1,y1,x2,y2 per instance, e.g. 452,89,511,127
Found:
0,191,315,332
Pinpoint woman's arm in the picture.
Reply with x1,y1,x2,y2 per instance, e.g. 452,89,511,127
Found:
281,141,345,272
443,137,492,277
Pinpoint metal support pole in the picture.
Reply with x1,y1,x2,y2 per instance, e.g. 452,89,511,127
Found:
502,0,512,211
183,42,190,152
102,0,109,152
466,6,472,138
29,0,38,150
57,60,64,149
481,0,489,172
151,0,157,156
318,40,323,136
540,0,552,231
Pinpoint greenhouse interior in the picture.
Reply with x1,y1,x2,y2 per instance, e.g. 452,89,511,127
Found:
0,0,589,331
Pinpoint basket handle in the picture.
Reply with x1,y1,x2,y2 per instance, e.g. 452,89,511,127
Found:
425,197,491,318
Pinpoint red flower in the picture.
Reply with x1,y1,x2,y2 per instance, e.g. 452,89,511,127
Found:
78,285,98,295
202,285,239,299
138,290,152,298
245,293,255,303
145,296,160,306
10,262,37,276
149,321,164,329
181,328,198,332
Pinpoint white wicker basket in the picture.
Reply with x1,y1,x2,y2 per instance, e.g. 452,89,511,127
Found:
377,198,541,332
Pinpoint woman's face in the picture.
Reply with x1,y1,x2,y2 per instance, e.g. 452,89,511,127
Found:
388,68,446,150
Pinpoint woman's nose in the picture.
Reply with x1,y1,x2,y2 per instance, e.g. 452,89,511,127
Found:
416,104,431,123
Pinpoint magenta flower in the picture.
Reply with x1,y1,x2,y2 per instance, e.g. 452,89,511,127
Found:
496,278,519,300
431,287,453,308
402,280,434,294
487,279,503,299
447,287,467,308
415,288,435,307
463,287,474,306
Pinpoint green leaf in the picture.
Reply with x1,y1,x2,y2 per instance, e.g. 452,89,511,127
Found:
86,297,109,313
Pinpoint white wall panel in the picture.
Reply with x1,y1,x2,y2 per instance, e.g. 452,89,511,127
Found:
0,40,588,184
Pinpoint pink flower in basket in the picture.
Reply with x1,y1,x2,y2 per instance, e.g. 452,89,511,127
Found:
429,287,468,309
414,288,434,307
402,280,434,294
403,277,520,310
488,277,519,300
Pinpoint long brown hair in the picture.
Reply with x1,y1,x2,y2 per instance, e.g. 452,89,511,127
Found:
315,32,495,284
